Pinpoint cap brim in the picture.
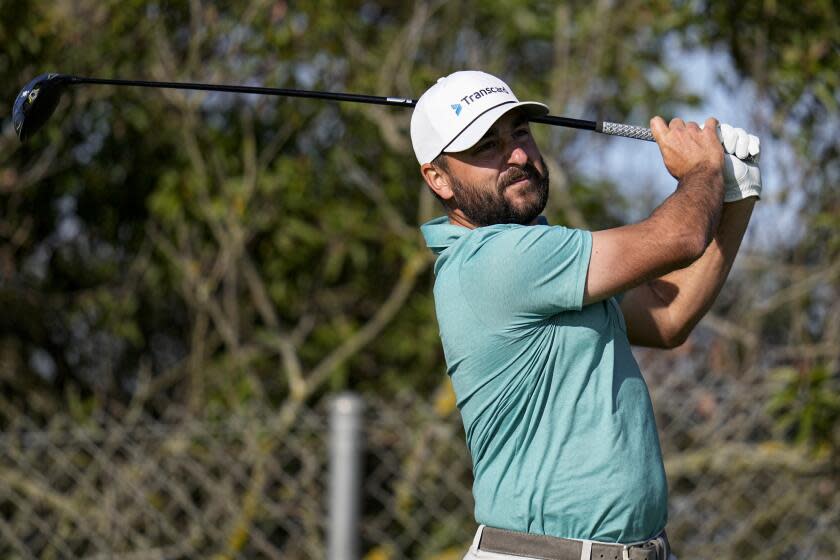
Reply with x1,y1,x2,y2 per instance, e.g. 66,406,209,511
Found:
443,101,549,154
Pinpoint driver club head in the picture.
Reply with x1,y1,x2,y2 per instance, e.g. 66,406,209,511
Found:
13,73,72,142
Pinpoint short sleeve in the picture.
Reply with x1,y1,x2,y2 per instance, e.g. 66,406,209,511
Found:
460,225,592,327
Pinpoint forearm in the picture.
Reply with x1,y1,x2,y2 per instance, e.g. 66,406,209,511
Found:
648,198,755,342
648,162,724,259
584,158,725,305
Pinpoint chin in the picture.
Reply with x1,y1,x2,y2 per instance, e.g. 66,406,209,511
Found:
510,192,546,215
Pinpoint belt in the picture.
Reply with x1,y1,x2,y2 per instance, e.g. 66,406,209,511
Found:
478,526,671,560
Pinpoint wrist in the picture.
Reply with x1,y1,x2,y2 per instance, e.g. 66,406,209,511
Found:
682,162,724,192
723,196,758,208
724,189,760,203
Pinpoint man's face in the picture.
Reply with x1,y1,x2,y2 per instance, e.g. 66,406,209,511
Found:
438,109,549,227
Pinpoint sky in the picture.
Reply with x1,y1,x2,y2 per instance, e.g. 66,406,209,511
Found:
578,46,803,252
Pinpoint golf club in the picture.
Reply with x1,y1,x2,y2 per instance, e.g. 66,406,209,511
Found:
13,73,655,143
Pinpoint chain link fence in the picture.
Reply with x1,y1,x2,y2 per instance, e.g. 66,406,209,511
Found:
1,378,837,559
0,394,476,560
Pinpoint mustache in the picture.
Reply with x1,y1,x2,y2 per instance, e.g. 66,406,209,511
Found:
498,163,543,191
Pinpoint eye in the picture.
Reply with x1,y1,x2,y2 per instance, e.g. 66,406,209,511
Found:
474,140,497,153
514,126,530,138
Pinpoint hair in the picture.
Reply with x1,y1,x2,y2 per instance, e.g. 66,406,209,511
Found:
431,153,449,172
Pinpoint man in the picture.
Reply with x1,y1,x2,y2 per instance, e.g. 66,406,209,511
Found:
411,71,761,560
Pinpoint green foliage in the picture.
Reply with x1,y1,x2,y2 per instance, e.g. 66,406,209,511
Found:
4,0,682,419
769,365,840,453
1,1,838,558
1,0,837,454
688,0,839,460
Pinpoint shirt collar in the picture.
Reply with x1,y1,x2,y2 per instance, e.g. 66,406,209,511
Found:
420,216,467,255
419,215,549,256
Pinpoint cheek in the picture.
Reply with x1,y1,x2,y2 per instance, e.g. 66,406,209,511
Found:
525,142,543,167
463,171,502,193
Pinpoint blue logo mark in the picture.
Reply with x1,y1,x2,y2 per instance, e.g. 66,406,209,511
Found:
451,103,462,116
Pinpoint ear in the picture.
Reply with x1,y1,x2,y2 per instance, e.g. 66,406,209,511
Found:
420,162,455,200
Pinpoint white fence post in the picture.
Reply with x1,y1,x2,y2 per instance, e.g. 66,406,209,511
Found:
327,392,364,560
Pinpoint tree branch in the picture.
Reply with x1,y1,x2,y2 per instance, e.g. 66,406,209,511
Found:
304,250,432,399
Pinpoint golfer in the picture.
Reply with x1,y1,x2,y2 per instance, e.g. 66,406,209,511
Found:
412,71,761,560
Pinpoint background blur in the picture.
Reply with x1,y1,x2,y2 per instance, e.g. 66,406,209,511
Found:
1,1,838,559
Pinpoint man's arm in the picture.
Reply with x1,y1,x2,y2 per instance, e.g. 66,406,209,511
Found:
583,116,725,305
619,198,755,348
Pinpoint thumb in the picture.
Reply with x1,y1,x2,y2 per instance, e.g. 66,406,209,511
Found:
650,116,668,143
703,117,720,143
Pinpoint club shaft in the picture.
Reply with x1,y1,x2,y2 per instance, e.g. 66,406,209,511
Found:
67,75,417,107
62,75,655,142
530,115,597,131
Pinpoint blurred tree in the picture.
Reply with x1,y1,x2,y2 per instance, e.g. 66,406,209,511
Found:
0,0,700,421
688,0,839,454
1,0,837,557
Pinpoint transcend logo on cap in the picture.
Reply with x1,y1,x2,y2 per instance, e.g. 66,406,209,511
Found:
451,103,463,116
459,86,510,106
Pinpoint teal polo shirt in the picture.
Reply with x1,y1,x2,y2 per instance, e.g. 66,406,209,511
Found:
421,216,667,543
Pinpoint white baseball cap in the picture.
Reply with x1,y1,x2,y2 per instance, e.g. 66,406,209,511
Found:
410,70,549,165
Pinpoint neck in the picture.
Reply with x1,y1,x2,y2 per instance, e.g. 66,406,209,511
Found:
446,209,543,228
447,209,479,229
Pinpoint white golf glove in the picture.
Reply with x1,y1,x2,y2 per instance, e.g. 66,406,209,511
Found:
718,123,761,202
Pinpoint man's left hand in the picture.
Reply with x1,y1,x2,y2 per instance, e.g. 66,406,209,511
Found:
719,123,761,202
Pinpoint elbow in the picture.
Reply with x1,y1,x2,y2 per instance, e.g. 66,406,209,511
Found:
632,316,693,349
660,310,698,349
661,327,691,349
673,228,710,266
634,325,690,349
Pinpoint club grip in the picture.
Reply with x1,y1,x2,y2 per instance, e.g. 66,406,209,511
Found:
597,121,655,142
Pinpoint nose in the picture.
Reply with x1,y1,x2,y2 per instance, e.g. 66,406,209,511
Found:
507,145,528,166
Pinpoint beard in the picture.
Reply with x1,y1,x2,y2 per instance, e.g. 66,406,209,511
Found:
448,157,550,227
